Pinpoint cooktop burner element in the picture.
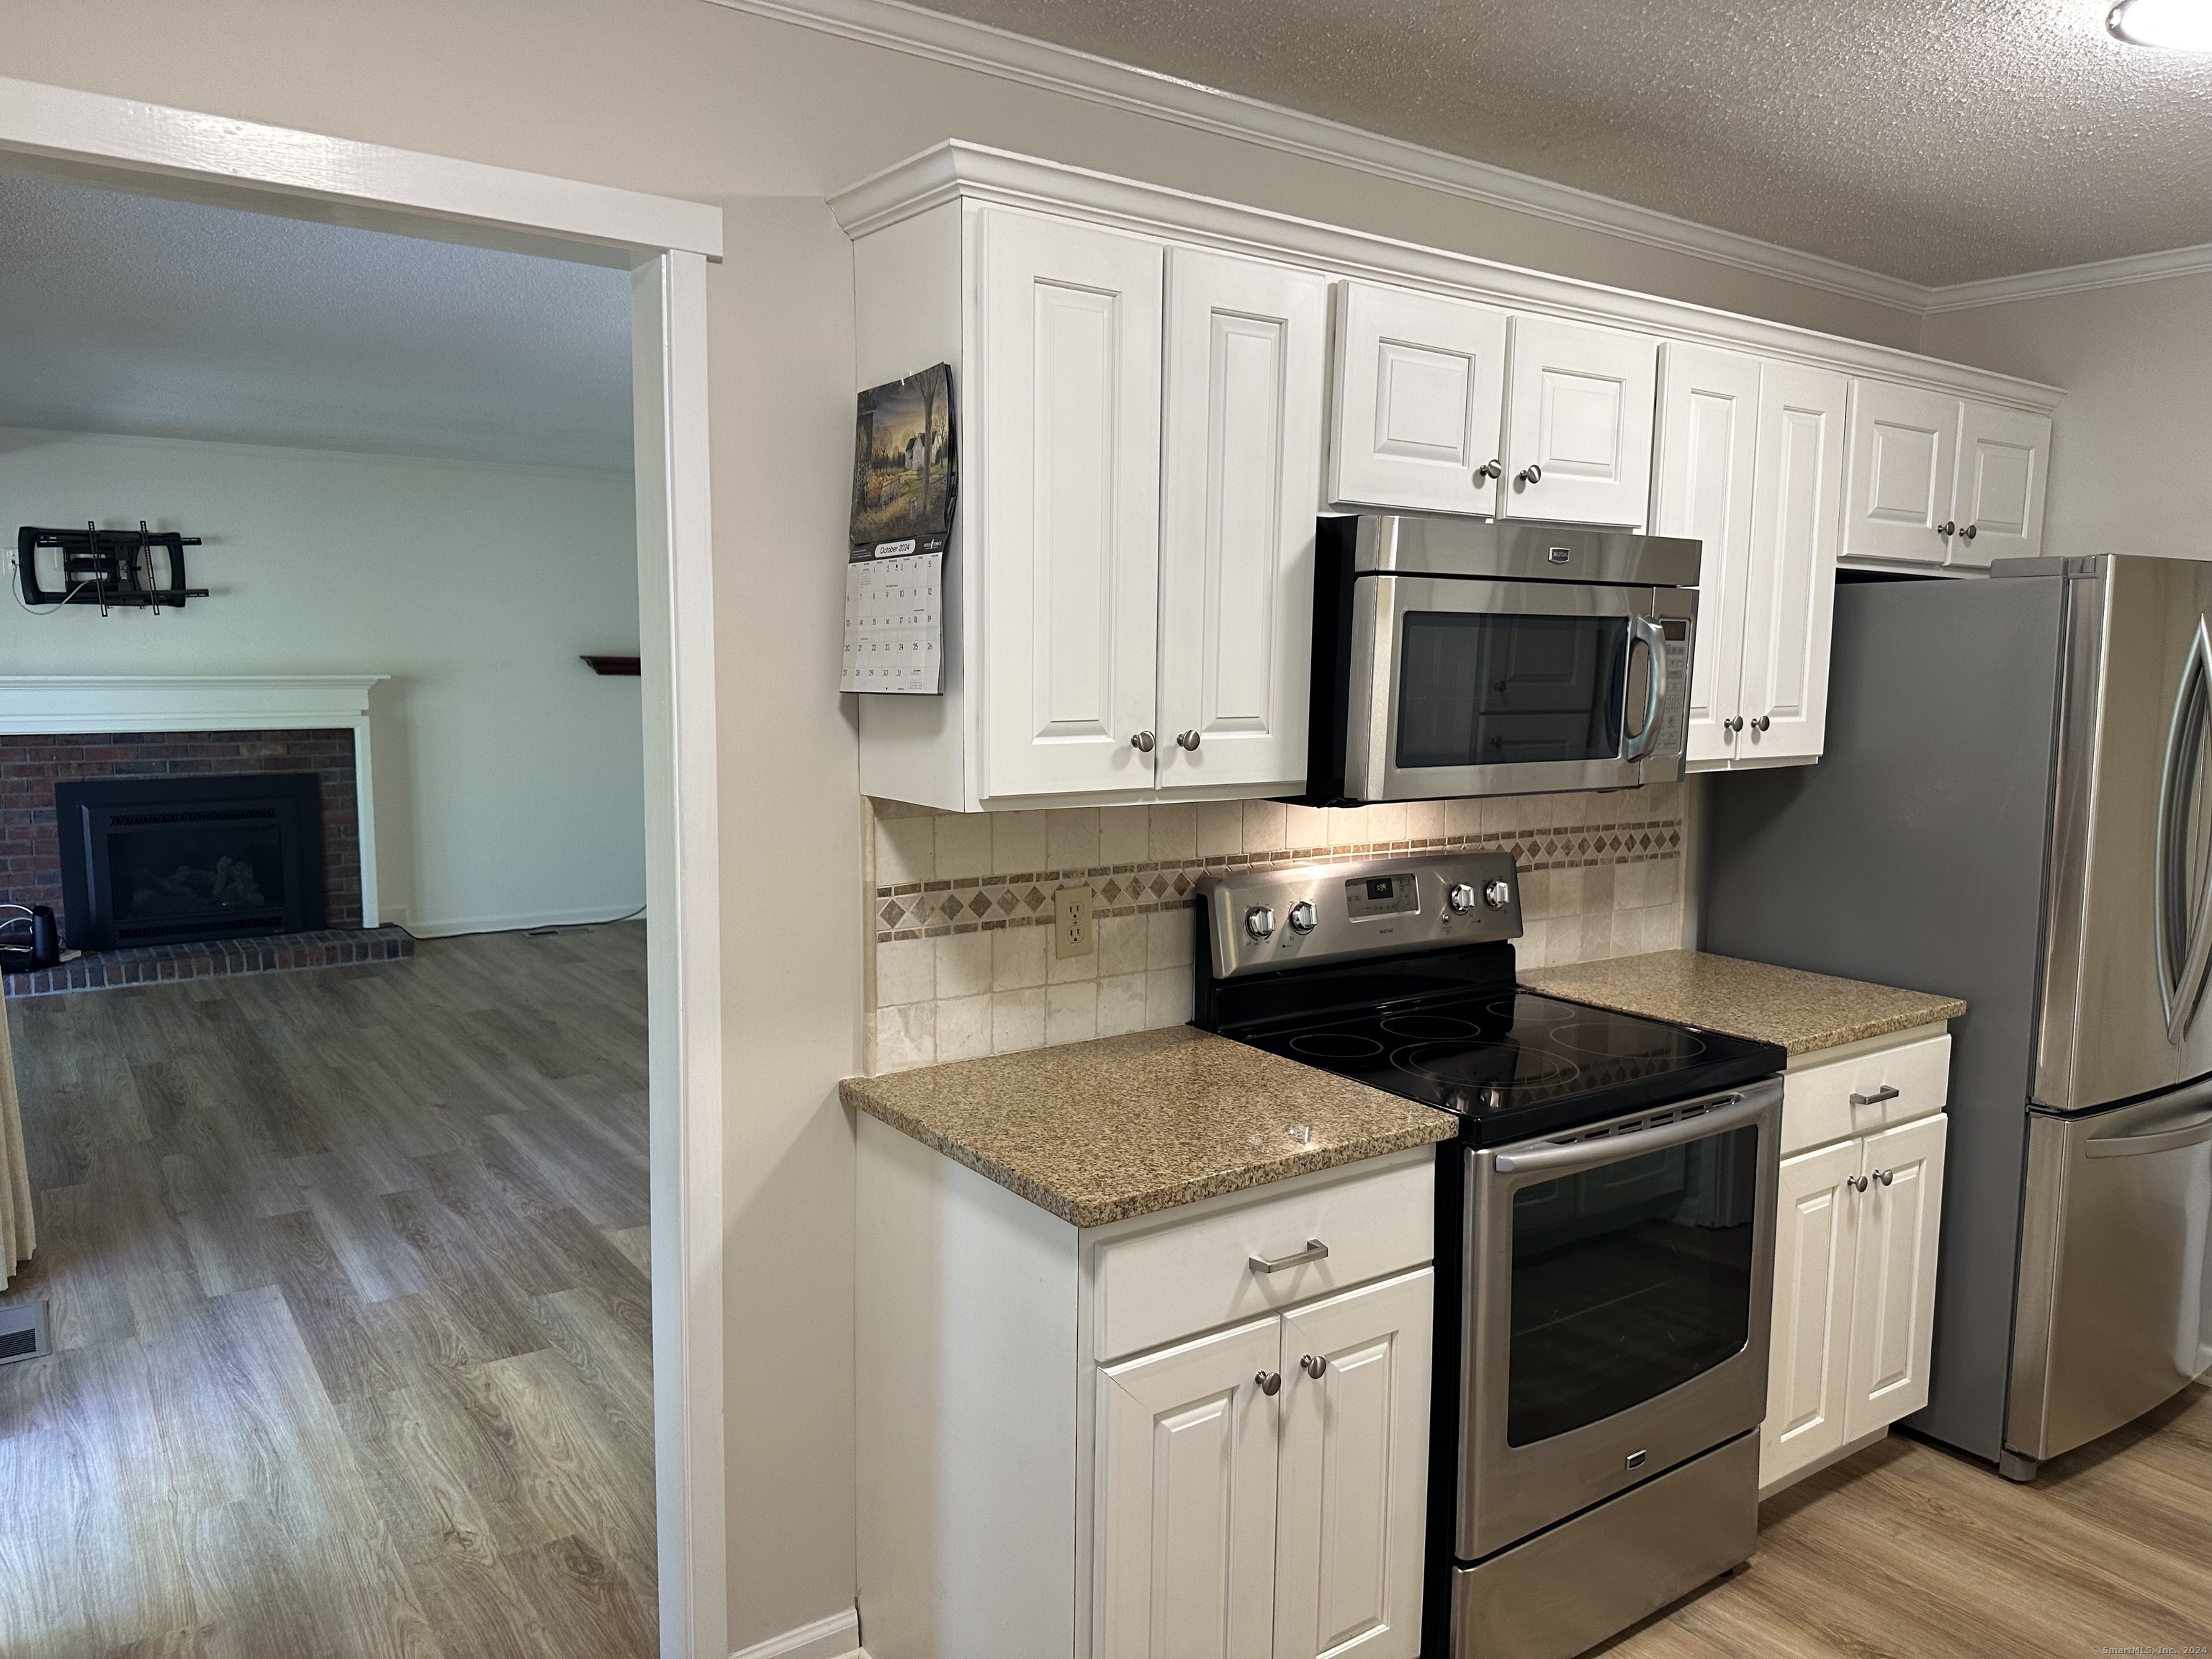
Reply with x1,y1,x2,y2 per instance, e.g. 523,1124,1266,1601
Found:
1195,850,1785,1146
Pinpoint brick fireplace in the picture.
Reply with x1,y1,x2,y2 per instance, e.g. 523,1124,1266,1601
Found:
1,729,364,934
0,675,403,994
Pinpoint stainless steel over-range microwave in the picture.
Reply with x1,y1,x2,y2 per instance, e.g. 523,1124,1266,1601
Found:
1301,513,1700,806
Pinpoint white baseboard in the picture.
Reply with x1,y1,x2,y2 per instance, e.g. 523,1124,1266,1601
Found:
403,899,648,938
730,1608,864,1659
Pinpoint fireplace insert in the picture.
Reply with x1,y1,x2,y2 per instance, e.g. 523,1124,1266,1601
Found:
54,773,325,950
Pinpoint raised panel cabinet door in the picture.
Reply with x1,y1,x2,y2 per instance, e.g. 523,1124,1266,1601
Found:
1737,361,1848,768
1950,401,2051,568
1157,246,1328,794
1500,314,1658,527
1097,1316,1284,1659
1840,379,1960,567
1651,343,1761,768
979,207,1165,799
1272,1268,1433,1659
1843,1113,1950,1442
1761,1140,1861,1491
1326,280,1509,516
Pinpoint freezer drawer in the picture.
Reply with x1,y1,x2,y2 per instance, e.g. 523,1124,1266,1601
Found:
2006,1087,2212,1467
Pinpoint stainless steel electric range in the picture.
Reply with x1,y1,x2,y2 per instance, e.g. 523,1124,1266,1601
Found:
1195,849,1786,1659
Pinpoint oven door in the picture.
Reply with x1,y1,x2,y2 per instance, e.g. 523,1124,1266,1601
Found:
1343,574,1692,803
1457,1081,1781,1560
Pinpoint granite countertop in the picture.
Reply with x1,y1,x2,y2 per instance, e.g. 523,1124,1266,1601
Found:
1520,950,1966,1056
840,1025,1459,1228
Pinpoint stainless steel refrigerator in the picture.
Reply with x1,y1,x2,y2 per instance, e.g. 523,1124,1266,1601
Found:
1704,554,2212,1478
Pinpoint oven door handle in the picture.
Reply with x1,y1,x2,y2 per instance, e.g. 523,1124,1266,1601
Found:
1491,1091,1767,1176
1619,613,1668,763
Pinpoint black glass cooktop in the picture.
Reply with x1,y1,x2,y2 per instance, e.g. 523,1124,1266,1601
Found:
1229,986,1785,1147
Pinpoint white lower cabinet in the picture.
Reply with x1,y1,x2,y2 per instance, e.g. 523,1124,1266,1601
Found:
855,1122,1437,1659
1099,1271,1434,1659
1761,1031,1951,1495
1097,1318,1283,1659
1273,1273,1434,1659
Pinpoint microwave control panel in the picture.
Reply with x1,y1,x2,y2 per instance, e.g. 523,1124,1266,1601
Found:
1651,616,1691,760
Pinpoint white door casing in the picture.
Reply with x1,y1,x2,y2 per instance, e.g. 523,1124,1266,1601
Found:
0,78,730,1659
1500,315,1657,528
1845,1113,1950,1440
1950,401,2050,569
1327,281,1508,516
1762,1140,1861,1488
1740,362,1848,765
1097,1317,1284,1659
1272,1269,1433,1659
1842,380,1960,567
980,207,1165,799
1157,246,1327,794
1651,343,1760,768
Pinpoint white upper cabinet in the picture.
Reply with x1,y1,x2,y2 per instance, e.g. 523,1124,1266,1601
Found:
1157,248,1328,796
1328,281,1508,516
979,208,1165,801
1653,347,1843,772
1501,315,1658,527
1841,380,2050,570
837,148,2061,810
1737,362,1847,766
1652,343,1760,768
1950,401,2050,570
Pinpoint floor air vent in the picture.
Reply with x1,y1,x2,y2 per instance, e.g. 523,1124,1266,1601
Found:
0,1300,51,1364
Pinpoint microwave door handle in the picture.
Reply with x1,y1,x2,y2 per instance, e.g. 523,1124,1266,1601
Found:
1619,613,1668,763
1492,1090,1768,1177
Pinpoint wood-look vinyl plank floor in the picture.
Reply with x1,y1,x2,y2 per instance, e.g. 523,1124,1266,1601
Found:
1606,1382,2212,1658
0,925,652,1659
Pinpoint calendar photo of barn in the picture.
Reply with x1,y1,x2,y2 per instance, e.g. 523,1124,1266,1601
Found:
849,361,955,550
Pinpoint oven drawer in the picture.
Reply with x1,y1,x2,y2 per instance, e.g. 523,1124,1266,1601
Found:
1092,1154,1434,1362
1782,1033,1950,1156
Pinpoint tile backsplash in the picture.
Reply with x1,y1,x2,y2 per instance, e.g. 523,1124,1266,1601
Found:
863,788,1685,1075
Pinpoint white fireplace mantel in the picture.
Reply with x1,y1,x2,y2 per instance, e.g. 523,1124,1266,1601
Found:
0,675,390,926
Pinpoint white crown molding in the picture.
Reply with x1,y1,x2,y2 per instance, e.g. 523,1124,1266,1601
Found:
833,142,2063,412
1923,240,2212,313
705,0,1933,313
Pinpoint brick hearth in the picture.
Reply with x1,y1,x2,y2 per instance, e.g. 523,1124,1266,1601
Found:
0,729,363,937
4,925,414,997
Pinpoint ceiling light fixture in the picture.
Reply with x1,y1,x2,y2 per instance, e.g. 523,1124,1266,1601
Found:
2108,0,2212,50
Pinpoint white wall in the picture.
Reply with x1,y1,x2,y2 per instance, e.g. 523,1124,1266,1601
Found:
0,427,643,935
0,6,1941,1650
1922,274,2212,561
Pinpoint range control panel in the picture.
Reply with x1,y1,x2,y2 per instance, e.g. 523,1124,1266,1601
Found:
1199,850,1522,979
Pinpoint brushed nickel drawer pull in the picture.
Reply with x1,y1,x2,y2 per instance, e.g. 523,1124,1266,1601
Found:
1301,1353,1328,1378
1849,1085,1901,1107
1249,1238,1329,1274
1255,1370,1282,1396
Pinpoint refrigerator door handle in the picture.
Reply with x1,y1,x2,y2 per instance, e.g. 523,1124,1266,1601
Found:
2084,1110,2212,1159
2154,615,2212,1045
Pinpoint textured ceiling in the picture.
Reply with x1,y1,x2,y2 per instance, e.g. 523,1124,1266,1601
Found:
914,0,2212,286
0,171,631,471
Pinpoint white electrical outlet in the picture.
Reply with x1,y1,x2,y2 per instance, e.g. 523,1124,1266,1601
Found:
1053,885,1094,960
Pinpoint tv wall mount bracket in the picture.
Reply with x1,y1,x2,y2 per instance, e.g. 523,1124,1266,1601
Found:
18,522,208,614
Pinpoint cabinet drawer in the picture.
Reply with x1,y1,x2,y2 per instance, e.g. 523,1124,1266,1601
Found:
1783,1033,1951,1156
1092,1156,1434,1362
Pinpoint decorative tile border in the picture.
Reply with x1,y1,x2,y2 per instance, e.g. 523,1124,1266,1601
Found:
4,925,415,997
874,821,1683,943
